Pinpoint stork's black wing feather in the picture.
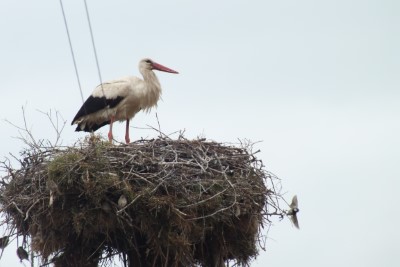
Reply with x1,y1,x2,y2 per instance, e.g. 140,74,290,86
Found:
74,120,110,132
71,95,124,124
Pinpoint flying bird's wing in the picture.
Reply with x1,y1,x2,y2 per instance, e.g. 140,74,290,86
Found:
290,213,300,229
290,195,298,209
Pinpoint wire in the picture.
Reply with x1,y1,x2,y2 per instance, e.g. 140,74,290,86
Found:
83,0,105,96
59,0,85,104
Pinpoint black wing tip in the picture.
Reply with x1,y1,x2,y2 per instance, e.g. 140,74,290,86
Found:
74,125,83,132
73,121,111,133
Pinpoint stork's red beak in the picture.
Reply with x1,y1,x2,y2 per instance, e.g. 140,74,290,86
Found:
152,62,179,74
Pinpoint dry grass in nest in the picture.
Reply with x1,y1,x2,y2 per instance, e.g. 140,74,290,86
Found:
0,134,285,266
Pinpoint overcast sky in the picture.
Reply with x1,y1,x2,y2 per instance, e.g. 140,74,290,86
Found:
1,0,400,266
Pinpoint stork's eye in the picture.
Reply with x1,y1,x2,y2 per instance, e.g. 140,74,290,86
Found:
145,59,152,64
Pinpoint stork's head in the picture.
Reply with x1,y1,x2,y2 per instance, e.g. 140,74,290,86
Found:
139,58,179,74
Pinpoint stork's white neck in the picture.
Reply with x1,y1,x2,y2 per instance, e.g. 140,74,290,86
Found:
139,69,162,110
141,69,161,92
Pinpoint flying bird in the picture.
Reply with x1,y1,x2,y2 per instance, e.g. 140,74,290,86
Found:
287,195,300,229
71,58,178,143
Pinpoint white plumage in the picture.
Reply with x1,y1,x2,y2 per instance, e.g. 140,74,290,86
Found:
71,58,178,143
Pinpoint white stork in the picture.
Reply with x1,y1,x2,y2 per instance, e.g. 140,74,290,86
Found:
71,58,178,143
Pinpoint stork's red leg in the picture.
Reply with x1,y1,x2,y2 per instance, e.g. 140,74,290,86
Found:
108,116,115,142
125,119,130,144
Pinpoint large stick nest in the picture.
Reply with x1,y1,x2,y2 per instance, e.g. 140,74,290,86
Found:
0,135,284,266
